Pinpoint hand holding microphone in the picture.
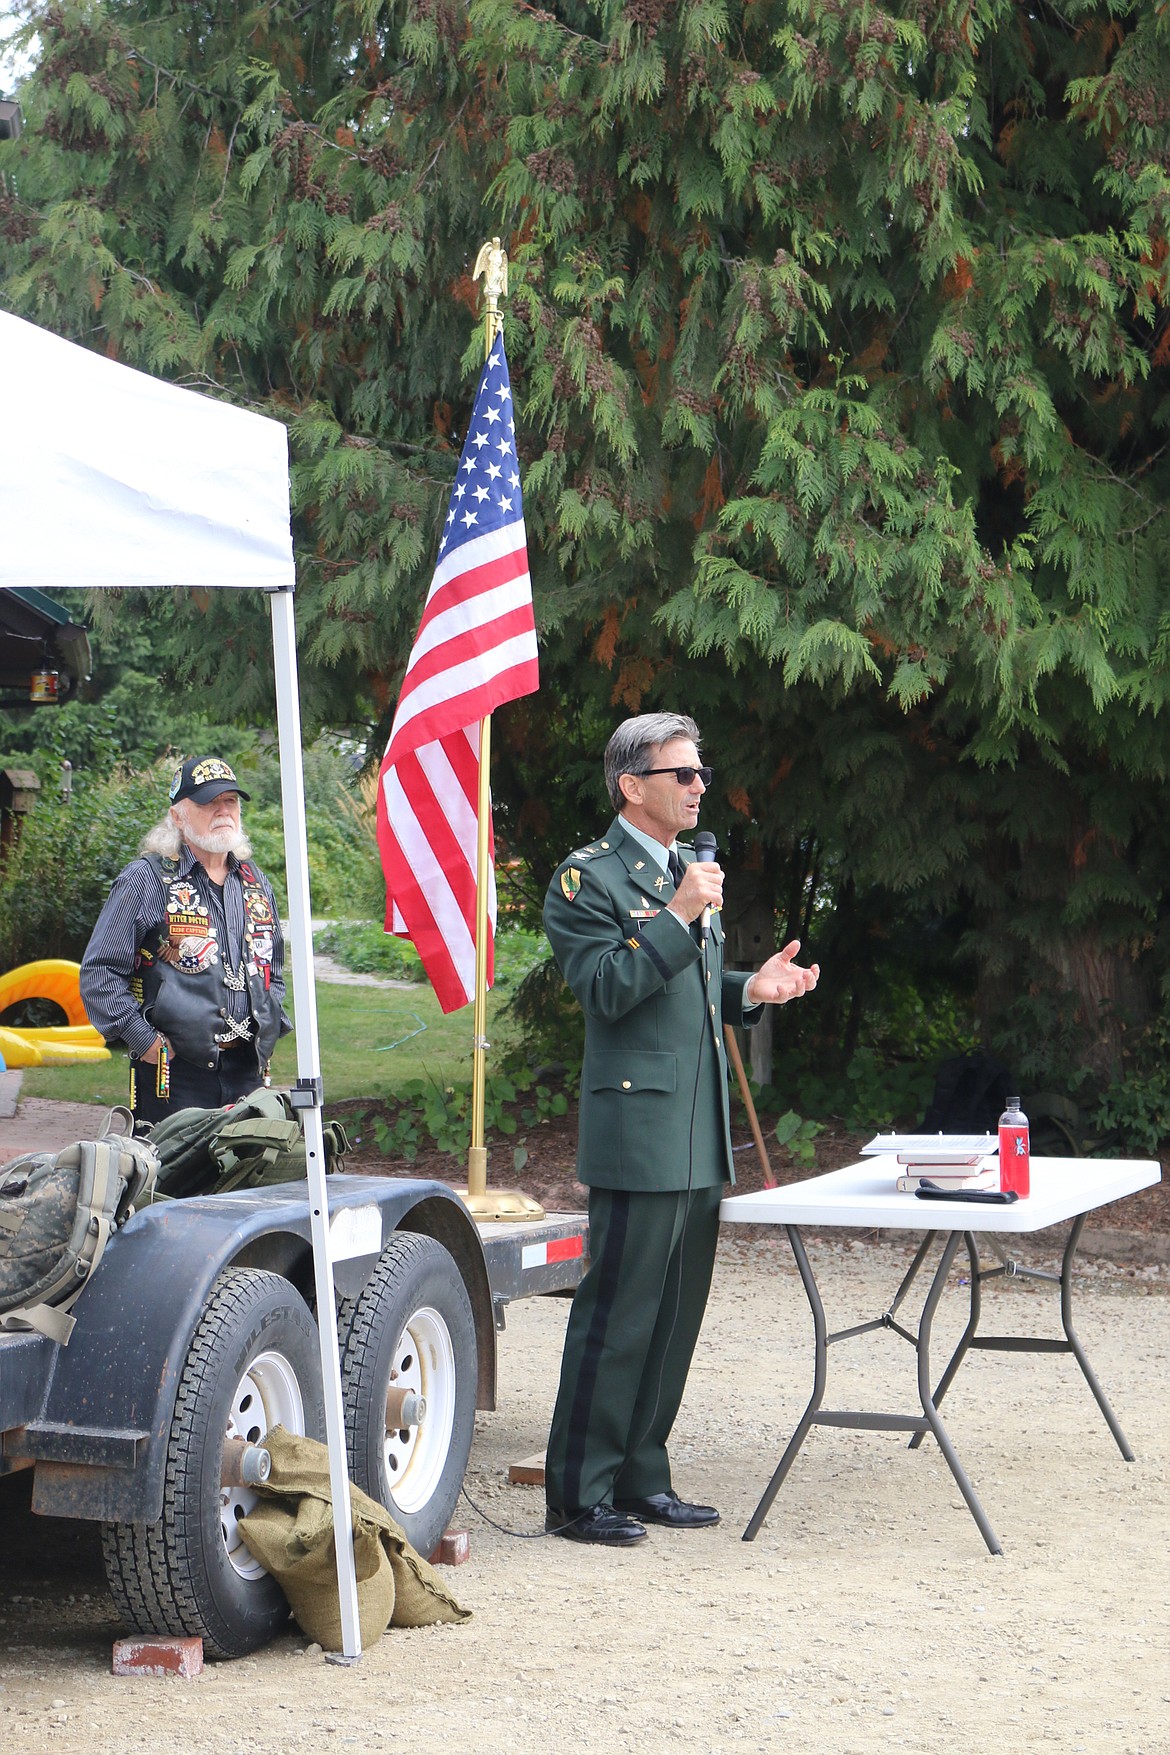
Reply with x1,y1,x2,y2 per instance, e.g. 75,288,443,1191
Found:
694,831,717,939
667,831,722,933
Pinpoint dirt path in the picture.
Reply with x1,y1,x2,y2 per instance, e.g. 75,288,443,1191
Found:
2,1228,1167,1754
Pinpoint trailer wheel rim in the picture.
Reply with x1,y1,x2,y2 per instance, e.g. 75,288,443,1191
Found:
383,1305,456,1516
220,1348,306,1579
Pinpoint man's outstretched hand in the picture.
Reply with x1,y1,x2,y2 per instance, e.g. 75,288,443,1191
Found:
744,942,820,1006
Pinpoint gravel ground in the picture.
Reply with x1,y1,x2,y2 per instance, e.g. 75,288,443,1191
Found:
2,1227,1168,1755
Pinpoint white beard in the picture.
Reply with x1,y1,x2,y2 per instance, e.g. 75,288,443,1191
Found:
183,824,252,858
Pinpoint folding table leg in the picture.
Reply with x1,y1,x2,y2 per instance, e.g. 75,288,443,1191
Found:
741,1224,826,1542
908,1230,982,1451
914,1231,1002,1555
1060,1212,1134,1461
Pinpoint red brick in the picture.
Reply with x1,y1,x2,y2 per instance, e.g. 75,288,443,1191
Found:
112,1636,204,1678
428,1528,471,1566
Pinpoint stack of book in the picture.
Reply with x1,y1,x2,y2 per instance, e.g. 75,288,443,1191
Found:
861,1133,999,1194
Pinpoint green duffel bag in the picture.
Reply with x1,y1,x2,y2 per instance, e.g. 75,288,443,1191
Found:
148,1088,350,1199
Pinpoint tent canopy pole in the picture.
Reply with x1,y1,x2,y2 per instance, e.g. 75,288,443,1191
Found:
270,585,362,1662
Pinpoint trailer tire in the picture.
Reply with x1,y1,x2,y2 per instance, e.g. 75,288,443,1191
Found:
339,1232,476,1559
102,1268,323,1659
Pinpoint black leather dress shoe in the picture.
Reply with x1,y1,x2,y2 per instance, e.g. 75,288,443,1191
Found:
613,1491,720,1528
545,1503,648,1545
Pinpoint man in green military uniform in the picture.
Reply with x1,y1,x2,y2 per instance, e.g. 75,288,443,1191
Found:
543,713,820,1546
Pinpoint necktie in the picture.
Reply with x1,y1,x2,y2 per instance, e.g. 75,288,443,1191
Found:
667,848,684,889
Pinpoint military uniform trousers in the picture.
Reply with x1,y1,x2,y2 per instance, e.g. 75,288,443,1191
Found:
544,1181,724,1514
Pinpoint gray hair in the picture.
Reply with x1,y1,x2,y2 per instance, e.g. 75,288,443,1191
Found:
603,713,701,809
139,803,252,861
140,810,183,858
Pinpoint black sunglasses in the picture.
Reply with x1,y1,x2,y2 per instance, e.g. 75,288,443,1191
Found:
635,765,713,786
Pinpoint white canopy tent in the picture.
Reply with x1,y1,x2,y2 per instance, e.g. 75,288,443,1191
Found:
0,310,363,1657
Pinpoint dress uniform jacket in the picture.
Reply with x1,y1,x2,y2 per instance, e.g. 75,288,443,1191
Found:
544,815,762,1192
542,814,762,1514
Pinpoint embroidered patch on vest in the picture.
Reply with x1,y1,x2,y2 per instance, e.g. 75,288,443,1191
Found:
244,886,275,927
163,876,219,974
160,931,220,974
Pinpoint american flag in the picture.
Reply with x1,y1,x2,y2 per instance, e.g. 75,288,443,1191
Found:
376,335,539,1013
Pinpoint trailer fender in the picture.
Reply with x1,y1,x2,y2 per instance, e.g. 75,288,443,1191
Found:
6,1174,490,1523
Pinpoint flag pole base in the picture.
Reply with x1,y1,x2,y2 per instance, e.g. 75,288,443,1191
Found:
460,1145,546,1221
455,1187,547,1223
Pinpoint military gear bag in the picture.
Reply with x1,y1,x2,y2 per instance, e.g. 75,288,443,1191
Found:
148,1088,350,1200
0,1107,159,1345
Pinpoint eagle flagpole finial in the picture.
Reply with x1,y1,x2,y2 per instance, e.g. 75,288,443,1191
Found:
473,236,508,353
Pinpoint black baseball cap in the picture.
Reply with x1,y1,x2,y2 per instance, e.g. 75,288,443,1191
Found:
168,756,251,806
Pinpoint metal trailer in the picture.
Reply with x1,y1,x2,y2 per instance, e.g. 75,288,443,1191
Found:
0,1176,586,1659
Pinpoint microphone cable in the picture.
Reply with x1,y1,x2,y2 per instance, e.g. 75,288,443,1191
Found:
622,848,712,1468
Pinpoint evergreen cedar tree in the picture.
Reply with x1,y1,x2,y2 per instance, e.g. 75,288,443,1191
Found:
2,1,1168,1092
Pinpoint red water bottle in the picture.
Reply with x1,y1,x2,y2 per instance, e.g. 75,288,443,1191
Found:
998,1096,1030,1197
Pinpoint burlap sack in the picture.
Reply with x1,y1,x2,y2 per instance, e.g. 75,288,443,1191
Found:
237,1426,470,1650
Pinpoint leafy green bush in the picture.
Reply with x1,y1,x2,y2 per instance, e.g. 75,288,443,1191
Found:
314,920,550,990
756,1043,937,1133
217,737,383,919
360,1055,573,1167
314,920,426,981
248,798,382,920
0,761,168,969
773,1110,823,1169
1092,1016,1170,1156
506,953,587,1073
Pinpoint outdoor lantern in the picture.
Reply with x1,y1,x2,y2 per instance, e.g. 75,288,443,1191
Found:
0,100,22,143
29,666,59,703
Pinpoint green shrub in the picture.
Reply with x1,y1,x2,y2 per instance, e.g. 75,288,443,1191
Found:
0,761,168,968
1092,1016,1170,1156
313,920,550,990
505,953,586,1071
773,1110,823,1170
365,1055,574,1165
247,795,382,920
314,920,426,981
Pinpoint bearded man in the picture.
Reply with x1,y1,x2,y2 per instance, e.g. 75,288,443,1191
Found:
80,756,290,1123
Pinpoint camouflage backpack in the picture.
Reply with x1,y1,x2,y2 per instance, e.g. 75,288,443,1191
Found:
148,1087,351,1200
0,1107,159,1345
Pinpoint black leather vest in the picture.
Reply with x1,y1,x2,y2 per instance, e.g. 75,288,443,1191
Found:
136,856,284,1074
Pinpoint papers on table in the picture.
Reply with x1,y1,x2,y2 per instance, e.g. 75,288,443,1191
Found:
863,1133,1000,1191
862,1133,998,1165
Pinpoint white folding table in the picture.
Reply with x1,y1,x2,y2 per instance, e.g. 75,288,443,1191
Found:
720,1155,1160,1553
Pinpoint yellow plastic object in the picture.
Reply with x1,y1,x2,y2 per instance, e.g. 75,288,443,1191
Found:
0,1025,43,1067
16,1024,106,1047
26,1037,110,1065
0,959,109,1065
0,959,89,1026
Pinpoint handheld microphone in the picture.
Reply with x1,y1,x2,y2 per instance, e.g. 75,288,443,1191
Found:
694,831,717,940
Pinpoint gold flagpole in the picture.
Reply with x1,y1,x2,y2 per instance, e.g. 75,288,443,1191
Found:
458,237,544,1222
